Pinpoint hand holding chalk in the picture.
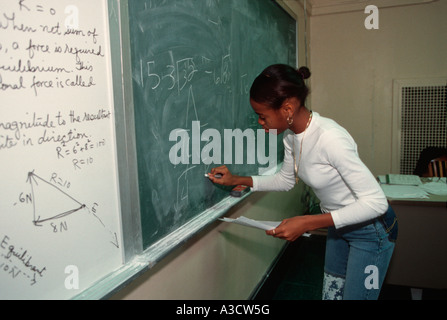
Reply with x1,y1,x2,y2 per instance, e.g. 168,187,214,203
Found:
208,165,254,188
206,167,231,184
205,173,222,178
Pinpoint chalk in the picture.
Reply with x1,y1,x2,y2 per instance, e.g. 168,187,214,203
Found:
205,173,222,178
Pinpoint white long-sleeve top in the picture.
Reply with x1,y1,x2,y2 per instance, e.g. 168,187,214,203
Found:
252,112,388,229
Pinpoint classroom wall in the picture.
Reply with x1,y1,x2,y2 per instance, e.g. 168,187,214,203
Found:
111,2,309,300
111,0,447,300
308,0,447,176
112,185,307,300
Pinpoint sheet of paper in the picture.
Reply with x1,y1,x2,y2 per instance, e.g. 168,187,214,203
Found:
385,174,422,186
379,176,447,197
219,216,310,237
419,181,447,196
381,184,429,199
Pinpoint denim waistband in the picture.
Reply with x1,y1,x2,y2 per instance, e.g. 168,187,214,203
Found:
378,205,398,242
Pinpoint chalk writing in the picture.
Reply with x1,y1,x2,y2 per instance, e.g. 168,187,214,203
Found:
0,1,104,96
0,0,107,169
138,48,232,93
1,0,123,299
23,170,119,249
0,109,111,170
0,0,113,170
0,235,47,286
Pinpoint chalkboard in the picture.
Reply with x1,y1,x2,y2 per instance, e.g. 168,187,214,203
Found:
0,0,123,299
127,0,296,248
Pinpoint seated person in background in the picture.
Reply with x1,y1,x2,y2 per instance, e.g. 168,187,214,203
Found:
413,147,447,177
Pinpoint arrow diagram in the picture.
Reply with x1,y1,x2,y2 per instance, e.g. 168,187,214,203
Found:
26,170,119,249
27,170,86,226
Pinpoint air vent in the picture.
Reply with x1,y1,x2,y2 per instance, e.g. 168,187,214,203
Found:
392,78,447,174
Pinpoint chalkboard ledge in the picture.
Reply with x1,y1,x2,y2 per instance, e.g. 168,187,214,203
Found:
73,191,252,299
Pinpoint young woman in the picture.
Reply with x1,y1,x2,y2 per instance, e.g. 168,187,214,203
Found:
207,64,397,300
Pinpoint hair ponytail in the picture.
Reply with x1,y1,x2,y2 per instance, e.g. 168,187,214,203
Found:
250,64,311,110
297,66,311,80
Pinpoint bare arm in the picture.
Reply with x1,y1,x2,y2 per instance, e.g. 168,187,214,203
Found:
207,165,253,187
266,213,334,242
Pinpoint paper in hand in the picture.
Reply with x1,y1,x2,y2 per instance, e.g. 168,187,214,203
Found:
218,216,310,237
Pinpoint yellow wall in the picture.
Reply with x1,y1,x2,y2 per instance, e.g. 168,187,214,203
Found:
309,0,447,175
112,185,308,299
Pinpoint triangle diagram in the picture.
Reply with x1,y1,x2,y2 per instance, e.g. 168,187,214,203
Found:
27,171,86,226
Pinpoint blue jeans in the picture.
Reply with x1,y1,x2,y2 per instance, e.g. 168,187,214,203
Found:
322,207,397,300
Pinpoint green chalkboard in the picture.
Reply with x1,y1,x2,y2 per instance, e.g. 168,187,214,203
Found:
127,0,296,248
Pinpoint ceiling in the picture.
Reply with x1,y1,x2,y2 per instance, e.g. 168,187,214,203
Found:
294,0,437,15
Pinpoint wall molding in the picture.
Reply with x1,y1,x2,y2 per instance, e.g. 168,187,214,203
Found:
294,0,437,16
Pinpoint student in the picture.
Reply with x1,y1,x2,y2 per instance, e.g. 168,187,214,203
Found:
208,64,398,300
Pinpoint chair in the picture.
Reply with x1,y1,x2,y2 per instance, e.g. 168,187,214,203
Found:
413,147,447,177
428,155,447,177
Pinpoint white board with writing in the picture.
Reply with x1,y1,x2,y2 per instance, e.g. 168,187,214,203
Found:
0,0,124,299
